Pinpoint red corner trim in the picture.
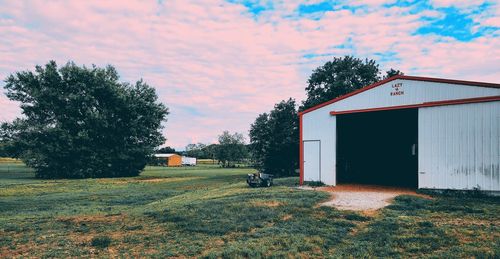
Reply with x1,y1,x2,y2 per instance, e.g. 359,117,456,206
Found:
299,75,500,116
299,113,304,185
330,95,500,115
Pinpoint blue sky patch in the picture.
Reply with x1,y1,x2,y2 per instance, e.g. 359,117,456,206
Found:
384,0,432,14
385,0,497,41
374,51,400,63
180,106,204,117
296,1,366,18
297,2,334,14
227,0,273,15
416,7,491,41
302,52,334,59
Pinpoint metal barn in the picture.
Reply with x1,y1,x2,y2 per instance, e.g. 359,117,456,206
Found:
299,75,500,191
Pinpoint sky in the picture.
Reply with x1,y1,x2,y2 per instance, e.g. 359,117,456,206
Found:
0,0,499,150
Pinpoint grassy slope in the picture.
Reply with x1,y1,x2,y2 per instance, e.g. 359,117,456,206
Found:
0,163,499,258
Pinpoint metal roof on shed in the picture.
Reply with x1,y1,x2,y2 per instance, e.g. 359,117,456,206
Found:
154,153,179,158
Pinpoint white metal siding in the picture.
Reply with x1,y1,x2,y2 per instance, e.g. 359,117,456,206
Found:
302,106,336,185
182,156,197,165
301,78,499,187
419,101,500,191
304,141,320,181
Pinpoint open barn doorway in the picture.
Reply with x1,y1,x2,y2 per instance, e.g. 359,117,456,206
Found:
336,108,418,188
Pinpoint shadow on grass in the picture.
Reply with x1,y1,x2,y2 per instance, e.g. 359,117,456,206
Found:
335,195,499,258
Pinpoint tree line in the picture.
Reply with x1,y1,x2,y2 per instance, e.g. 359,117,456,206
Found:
158,131,249,168
0,56,402,178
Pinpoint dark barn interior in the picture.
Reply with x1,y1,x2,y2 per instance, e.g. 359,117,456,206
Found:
336,108,418,188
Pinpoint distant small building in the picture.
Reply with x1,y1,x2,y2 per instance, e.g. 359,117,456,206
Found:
182,156,197,166
154,154,182,167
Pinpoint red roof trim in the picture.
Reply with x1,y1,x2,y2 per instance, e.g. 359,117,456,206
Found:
299,75,500,116
330,95,500,116
396,75,500,89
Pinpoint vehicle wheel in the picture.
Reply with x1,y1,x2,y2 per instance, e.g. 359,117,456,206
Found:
264,180,271,187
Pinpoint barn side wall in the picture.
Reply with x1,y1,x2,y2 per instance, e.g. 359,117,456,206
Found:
419,101,500,191
302,106,336,185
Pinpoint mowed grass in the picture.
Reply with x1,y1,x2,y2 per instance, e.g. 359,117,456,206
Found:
1,163,499,258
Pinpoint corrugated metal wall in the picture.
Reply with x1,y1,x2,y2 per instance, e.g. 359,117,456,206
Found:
419,101,500,191
302,105,336,185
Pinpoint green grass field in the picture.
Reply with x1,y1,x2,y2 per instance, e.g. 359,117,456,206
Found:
1,163,499,258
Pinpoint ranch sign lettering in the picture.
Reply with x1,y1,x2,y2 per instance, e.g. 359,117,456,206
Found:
390,82,404,96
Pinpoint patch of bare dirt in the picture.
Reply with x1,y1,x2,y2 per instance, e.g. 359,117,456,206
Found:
139,178,179,183
432,217,500,227
2,214,165,258
317,184,429,196
61,214,164,256
301,184,431,213
96,176,201,184
250,200,283,207
57,213,125,224
1,241,50,258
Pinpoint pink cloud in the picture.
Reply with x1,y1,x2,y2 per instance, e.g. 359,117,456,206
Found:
0,95,21,122
0,0,499,149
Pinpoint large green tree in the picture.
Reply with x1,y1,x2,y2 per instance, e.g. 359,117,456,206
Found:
204,143,218,162
215,131,247,167
185,143,209,158
301,56,402,110
0,61,168,178
249,98,299,177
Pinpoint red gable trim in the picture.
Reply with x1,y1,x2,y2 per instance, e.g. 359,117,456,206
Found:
397,76,500,89
330,95,500,116
299,75,500,116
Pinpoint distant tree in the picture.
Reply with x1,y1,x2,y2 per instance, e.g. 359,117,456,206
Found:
157,146,177,154
384,68,404,79
185,143,208,158
215,131,247,167
0,142,7,157
185,143,198,156
249,113,270,170
249,98,299,177
0,121,23,159
300,56,404,111
204,143,218,162
301,56,380,111
0,61,168,178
